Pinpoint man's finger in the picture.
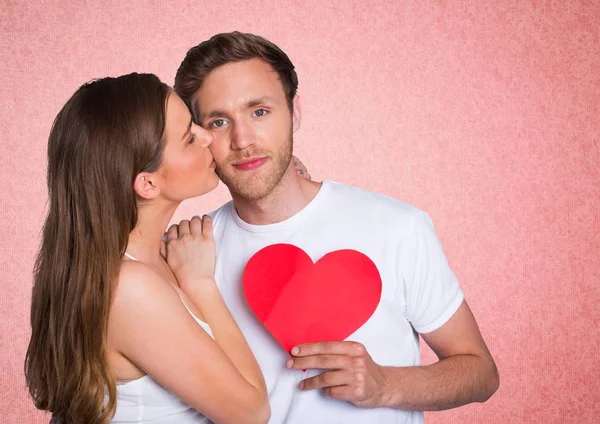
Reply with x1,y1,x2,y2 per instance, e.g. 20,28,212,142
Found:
291,341,366,357
321,385,356,402
287,354,352,371
299,370,352,391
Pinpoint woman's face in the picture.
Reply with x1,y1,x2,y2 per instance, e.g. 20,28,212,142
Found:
158,92,219,201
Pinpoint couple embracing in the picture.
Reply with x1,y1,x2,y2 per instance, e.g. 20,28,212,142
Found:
26,32,498,424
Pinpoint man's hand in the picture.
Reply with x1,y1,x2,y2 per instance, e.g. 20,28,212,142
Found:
286,341,388,408
285,303,499,412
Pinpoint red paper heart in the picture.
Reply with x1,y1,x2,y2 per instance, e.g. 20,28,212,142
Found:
243,244,382,353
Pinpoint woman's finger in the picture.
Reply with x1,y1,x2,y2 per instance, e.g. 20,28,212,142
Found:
178,219,191,237
190,215,203,236
201,215,213,239
167,224,179,242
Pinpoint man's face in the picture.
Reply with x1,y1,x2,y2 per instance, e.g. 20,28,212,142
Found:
192,59,295,201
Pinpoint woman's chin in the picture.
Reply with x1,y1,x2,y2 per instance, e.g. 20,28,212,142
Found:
198,172,220,196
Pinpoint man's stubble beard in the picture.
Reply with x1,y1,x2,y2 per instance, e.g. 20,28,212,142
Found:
215,130,293,202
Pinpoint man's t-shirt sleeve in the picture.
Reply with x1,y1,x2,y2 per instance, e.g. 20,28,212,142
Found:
399,211,464,334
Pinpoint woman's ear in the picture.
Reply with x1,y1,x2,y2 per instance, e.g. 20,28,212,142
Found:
133,172,160,200
292,94,301,133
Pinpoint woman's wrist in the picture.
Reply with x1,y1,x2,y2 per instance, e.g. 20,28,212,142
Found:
179,276,218,297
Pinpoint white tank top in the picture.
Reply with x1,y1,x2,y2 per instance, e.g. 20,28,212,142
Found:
108,253,214,423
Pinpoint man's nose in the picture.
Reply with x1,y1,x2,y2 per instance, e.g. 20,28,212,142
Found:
230,119,255,150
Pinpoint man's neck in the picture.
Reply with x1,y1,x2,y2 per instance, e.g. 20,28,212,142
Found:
232,165,322,225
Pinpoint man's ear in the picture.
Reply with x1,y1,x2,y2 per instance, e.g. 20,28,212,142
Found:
133,172,161,200
292,94,301,133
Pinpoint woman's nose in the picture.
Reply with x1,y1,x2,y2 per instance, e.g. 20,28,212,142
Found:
193,124,214,147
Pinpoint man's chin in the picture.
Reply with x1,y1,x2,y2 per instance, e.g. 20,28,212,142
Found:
221,172,278,201
218,151,292,201
231,183,272,201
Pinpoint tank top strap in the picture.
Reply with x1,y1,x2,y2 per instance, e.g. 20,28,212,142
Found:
123,252,138,261
122,251,214,336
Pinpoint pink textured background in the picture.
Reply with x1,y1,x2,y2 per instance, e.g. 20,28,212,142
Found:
1,1,598,422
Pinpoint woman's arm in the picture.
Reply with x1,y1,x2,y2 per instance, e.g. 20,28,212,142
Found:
110,215,268,424
109,261,269,424
164,215,268,412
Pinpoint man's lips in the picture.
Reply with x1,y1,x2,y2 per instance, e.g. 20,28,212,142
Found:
232,157,267,171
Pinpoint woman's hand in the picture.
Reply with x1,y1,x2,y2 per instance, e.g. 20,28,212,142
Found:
293,156,311,180
165,215,216,290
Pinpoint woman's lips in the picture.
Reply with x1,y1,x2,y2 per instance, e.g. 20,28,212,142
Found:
232,157,267,171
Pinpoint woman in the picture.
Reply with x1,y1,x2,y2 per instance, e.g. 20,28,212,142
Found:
25,73,307,423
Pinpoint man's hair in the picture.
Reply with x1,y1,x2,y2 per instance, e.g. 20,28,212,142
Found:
174,31,298,112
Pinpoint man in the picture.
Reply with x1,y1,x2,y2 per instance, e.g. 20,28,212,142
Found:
174,31,499,423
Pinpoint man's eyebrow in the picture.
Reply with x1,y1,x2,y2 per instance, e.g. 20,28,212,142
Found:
200,108,227,121
243,96,277,109
199,96,278,121
180,119,192,140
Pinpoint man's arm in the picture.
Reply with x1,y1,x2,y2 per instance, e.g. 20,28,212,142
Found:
287,300,499,410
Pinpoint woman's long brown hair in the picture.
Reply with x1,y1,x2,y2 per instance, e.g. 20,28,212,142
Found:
25,73,170,423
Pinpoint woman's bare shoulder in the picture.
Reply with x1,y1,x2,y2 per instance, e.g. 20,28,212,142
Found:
114,260,174,308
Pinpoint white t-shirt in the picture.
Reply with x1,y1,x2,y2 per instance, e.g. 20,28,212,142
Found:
210,180,464,424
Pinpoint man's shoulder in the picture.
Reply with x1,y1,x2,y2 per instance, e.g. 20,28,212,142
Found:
207,201,233,221
325,180,428,223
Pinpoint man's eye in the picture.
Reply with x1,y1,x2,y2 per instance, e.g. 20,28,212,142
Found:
188,134,196,144
211,119,226,128
253,109,268,117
